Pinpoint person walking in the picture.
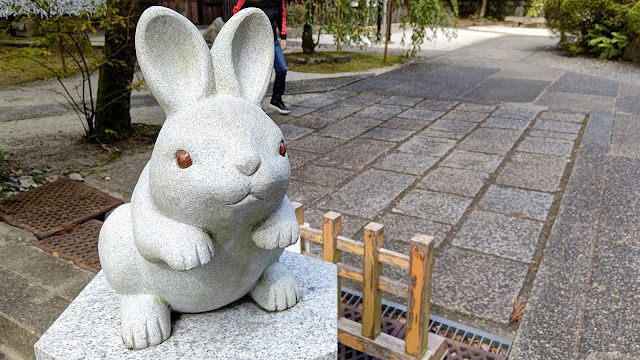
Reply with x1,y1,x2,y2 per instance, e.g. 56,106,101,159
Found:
233,0,290,115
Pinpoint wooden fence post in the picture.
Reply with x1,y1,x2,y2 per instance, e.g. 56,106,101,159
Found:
362,222,384,339
323,211,343,317
292,202,305,253
404,234,435,358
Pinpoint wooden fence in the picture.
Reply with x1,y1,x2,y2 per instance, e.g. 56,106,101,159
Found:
292,202,446,360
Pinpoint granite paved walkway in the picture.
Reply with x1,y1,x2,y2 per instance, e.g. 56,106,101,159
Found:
2,32,640,359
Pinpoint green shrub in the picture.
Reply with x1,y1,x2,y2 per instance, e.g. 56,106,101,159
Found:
544,0,637,58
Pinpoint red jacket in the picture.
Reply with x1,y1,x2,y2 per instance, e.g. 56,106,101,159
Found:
233,0,287,40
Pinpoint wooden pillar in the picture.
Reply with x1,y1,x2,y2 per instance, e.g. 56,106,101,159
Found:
404,234,434,358
362,222,384,339
323,211,342,317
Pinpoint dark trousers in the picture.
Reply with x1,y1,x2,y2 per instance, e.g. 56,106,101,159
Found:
272,40,287,103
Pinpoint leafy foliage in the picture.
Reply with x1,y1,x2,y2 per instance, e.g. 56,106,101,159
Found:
586,24,629,59
399,0,458,57
6,0,140,141
526,0,544,17
544,0,636,58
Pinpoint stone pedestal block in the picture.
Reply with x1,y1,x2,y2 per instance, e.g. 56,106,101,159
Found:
35,251,337,360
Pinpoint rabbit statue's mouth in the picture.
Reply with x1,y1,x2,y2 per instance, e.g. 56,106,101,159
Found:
225,192,262,206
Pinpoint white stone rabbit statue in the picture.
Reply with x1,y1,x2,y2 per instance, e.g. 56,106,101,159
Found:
98,6,301,350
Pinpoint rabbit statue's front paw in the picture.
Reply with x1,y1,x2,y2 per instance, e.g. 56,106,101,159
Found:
250,261,300,311
252,218,300,250
120,294,171,349
163,228,214,271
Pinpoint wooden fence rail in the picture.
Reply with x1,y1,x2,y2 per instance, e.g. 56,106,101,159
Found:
293,202,446,360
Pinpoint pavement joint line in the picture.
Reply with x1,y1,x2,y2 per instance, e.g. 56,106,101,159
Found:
572,114,614,358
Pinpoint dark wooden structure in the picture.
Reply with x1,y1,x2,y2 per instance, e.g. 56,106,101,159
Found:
139,0,235,25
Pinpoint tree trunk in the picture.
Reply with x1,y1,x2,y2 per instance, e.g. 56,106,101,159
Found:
479,0,487,18
302,23,315,54
93,0,139,143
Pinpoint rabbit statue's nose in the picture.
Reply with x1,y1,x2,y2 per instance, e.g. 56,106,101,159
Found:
234,154,261,176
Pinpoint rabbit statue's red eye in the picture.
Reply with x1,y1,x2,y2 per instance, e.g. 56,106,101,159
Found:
176,150,192,168
279,140,286,157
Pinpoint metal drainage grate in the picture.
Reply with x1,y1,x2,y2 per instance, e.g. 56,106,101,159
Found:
0,178,122,239
339,289,511,360
33,219,103,273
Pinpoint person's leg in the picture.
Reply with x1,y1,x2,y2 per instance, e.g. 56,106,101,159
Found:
270,40,289,114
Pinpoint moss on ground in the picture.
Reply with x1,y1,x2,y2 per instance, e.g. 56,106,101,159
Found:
285,51,406,73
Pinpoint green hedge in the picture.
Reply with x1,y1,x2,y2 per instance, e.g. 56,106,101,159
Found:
545,0,640,58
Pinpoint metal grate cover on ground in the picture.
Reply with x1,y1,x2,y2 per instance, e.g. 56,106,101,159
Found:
33,219,103,273
339,290,510,360
0,178,122,238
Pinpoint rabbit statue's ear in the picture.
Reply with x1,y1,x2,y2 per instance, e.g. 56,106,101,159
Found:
136,7,214,113
210,8,274,106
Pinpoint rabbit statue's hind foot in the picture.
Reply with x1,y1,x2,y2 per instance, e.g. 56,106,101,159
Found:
250,260,300,311
120,294,171,349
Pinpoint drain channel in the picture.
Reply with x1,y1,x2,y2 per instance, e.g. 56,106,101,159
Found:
340,288,511,359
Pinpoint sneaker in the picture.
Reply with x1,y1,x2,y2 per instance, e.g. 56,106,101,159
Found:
269,100,291,115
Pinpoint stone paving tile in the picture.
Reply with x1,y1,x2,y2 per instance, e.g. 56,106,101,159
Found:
318,169,416,218
292,114,341,129
301,207,367,239
279,124,313,140
339,93,387,107
441,150,503,173
529,130,578,141
417,129,465,140
294,96,337,108
353,106,402,120
373,152,438,175
287,180,331,205
518,137,574,158
415,99,459,111
497,152,568,192
429,119,477,134
319,117,381,139
321,90,358,100
453,210,543,263
288,150,317,169
393,189,472,224
380,117,430,131
454,103,496,113
441,110,488,123
287,135,345,154
482,116,532,131
377,213,451,248
533,120,581,134
288,105,317,117
617,95,640,115
314,138,394,171
361,127,414,142
548,72,618,97
380,95,423,107
269,113,295,125
315,105,360,119
578,241,640,357
492,106,539,120
599,156,640,247
539,111,586,123
393,66,499,98
610,114,640,159
432,247,529,324
479,185,554,221
417,167,488,197
535,92,616,112
291,164,355,187
398,137,457,156
464,78,550,103
397,108,443,121
458,128,523,155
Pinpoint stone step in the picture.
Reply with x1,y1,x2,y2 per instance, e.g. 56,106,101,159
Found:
0,239,94,360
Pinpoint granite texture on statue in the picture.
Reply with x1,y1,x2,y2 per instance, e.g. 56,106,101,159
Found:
97,6,301,349
34,251,338,360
